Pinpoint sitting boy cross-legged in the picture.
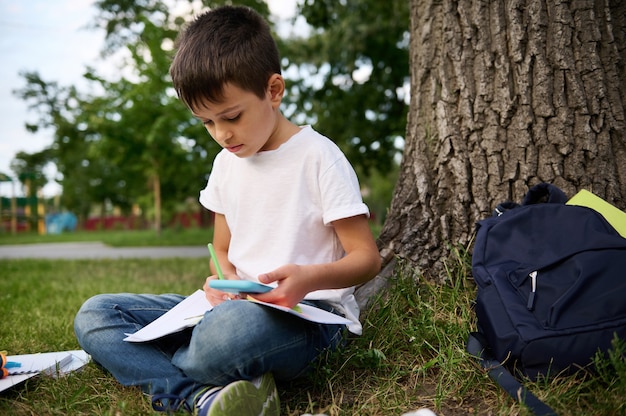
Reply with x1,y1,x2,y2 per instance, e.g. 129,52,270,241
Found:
74,5,381,415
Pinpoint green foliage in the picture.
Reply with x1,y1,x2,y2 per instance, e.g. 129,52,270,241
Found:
0,227,212,246
10,151,51,196
93,0,272,42
281,0,409,174
358,164,399,225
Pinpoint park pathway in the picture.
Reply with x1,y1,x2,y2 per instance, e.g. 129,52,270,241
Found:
0,242,207,259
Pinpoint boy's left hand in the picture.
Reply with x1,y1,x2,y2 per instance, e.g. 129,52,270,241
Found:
254,264,312,308
203,274,243,305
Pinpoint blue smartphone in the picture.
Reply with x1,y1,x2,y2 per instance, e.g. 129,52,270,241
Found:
209,280,273,294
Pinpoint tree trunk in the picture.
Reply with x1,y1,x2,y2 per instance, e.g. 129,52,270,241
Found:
378,0,626,282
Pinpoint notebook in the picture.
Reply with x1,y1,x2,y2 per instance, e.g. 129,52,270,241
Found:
566,189,626,238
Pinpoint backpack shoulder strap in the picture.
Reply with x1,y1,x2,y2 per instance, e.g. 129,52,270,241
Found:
466,333,557,416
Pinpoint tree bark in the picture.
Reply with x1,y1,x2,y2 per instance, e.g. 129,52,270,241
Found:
377,0,626,282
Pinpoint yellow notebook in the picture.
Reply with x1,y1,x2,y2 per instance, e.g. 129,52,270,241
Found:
566,189,626,238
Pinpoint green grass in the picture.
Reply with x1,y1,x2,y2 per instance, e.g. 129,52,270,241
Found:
0,224,381,247
1,237,625,415
0,227,213,247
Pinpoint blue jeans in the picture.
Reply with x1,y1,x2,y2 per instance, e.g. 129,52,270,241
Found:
74,293,346,407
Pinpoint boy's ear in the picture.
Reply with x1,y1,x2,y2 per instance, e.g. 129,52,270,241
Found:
267,74,285,108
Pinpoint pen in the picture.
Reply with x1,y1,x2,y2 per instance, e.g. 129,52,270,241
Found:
207,243,225,280
207,243,302,312
5,361,21,369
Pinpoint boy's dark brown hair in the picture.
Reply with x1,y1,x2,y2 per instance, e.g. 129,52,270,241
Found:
170,5,281,111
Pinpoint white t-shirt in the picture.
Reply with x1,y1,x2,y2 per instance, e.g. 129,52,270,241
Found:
199,126,369,334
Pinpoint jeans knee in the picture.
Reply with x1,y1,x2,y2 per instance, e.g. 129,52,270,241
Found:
74,294,117,346
75,295,97,332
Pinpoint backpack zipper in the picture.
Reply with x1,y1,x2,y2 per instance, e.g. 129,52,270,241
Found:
527,271,537,310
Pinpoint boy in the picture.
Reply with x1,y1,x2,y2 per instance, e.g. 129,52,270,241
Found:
74,5,380,416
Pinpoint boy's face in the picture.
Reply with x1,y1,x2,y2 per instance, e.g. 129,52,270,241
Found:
191,81,283,158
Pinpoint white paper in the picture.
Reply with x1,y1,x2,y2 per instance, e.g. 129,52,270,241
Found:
123,290,212,342
124,289,352,343
247,298,353,326
0,350,91,393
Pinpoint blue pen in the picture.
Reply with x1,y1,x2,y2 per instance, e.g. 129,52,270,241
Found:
5,361,21,369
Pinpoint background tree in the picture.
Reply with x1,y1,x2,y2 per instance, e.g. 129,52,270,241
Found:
13,73,99,222
10,150,51,198
377,0,626,281
282,0,409,175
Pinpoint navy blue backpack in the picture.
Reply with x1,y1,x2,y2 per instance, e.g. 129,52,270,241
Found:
467,183,626,415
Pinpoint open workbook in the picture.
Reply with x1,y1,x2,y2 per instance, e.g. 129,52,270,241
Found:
124,289,352,342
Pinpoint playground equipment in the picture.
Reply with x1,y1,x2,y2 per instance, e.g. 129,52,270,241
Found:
0,173,17,234
0,172,45,235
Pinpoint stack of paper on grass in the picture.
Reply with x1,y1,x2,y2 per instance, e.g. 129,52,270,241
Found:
0,350,90,393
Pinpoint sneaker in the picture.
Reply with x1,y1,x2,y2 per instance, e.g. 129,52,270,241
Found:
197,373,280,416
152,386,221,414
151,393,194,413
194,386,223,414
